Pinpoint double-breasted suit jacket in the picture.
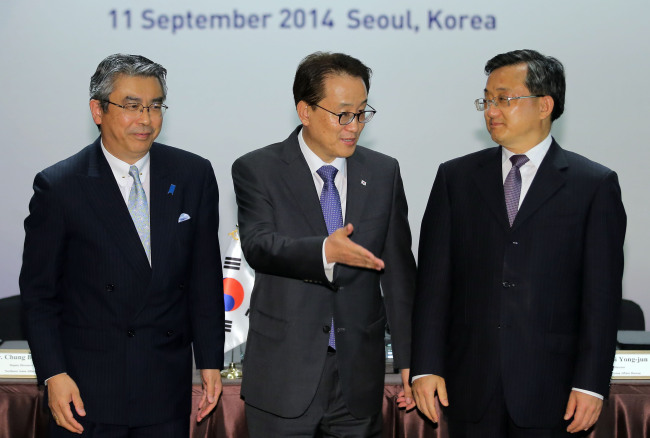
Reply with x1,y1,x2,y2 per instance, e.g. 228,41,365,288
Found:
20,137,224,426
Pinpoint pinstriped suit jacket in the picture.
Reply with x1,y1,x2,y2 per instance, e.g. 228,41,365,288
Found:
20,137,224,426
411,139,626,427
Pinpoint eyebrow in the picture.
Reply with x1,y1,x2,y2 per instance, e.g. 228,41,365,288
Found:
484,87,510,94
124,96,165,103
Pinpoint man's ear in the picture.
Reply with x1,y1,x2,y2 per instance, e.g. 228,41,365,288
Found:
539,95,554,121
296,101,311,126
89,99,104,125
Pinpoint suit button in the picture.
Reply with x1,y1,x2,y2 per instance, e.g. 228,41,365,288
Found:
179,284,185,290
323,326,330,333
127,330,135,337
166,330,174,337
105,284,114,292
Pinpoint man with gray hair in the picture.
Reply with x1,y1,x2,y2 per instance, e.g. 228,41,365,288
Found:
20,53,224,437
411,49,626,437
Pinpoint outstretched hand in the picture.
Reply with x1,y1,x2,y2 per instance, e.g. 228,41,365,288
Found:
324,224,384,270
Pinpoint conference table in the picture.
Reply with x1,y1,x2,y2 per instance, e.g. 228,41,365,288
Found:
1,374,648,437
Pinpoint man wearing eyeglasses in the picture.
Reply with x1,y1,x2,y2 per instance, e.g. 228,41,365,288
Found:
232,52,416,436
410,49,626,437
20,53,224,437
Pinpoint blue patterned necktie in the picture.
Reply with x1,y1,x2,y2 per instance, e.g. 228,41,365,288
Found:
317,165,343,349
128,165,151,262
504,154,529,227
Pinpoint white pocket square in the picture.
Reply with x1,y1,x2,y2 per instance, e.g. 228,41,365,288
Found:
178,213,191,223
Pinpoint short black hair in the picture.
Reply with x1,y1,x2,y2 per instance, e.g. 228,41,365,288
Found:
293,52,372,106
485,49,565,121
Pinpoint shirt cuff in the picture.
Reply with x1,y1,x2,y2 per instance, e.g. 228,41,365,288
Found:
572,387,603,400
45,372,67,385
411,374,431,382
322,238,335,282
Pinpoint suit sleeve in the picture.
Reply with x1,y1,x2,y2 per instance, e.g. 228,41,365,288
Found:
19,171,68,382
189,160,225,369
410,164,453,378
379,160,416,369
573,170,626,396
231,156,329,284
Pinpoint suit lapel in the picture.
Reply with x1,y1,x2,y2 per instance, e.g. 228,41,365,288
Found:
132,144,183,319
80,139,152,278
149,145,176,275
513,140,568,228
279,128,329,236
472,147,511,230
344,151,370,227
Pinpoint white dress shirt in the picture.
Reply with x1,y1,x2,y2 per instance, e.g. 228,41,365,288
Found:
101,141,151,209
298,129,347,282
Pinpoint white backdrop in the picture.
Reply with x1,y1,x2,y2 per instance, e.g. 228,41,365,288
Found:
1,0,649,319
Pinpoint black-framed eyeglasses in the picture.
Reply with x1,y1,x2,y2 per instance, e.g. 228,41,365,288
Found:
103,100,168,117
475,95,544,111
313,104,376,125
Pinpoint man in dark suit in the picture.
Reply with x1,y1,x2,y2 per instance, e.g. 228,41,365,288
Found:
232,52,416,436
20,54,224,437
411,49,626,437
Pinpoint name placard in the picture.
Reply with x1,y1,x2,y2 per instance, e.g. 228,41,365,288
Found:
612,350,650,379
0,340,36,379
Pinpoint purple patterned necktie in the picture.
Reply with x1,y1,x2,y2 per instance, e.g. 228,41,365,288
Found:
504,154,529,227
317,165,343,349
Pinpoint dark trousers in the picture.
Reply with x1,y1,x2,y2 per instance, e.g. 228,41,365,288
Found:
48,416,189,438
447,382,580,438
246,350,382,438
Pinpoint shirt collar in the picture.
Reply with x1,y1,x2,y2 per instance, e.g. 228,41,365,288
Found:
501,133,552,168
100,139,150,182
298,128,346,176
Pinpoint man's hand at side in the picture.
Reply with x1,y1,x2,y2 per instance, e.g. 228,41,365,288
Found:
396,368,416,411
197,369,223,422
48,373,85,434
411,374,449,423
564,390,603,433
325,224,384,270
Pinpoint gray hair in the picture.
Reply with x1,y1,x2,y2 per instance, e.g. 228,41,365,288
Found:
485,49,565,122
89,54,167,111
